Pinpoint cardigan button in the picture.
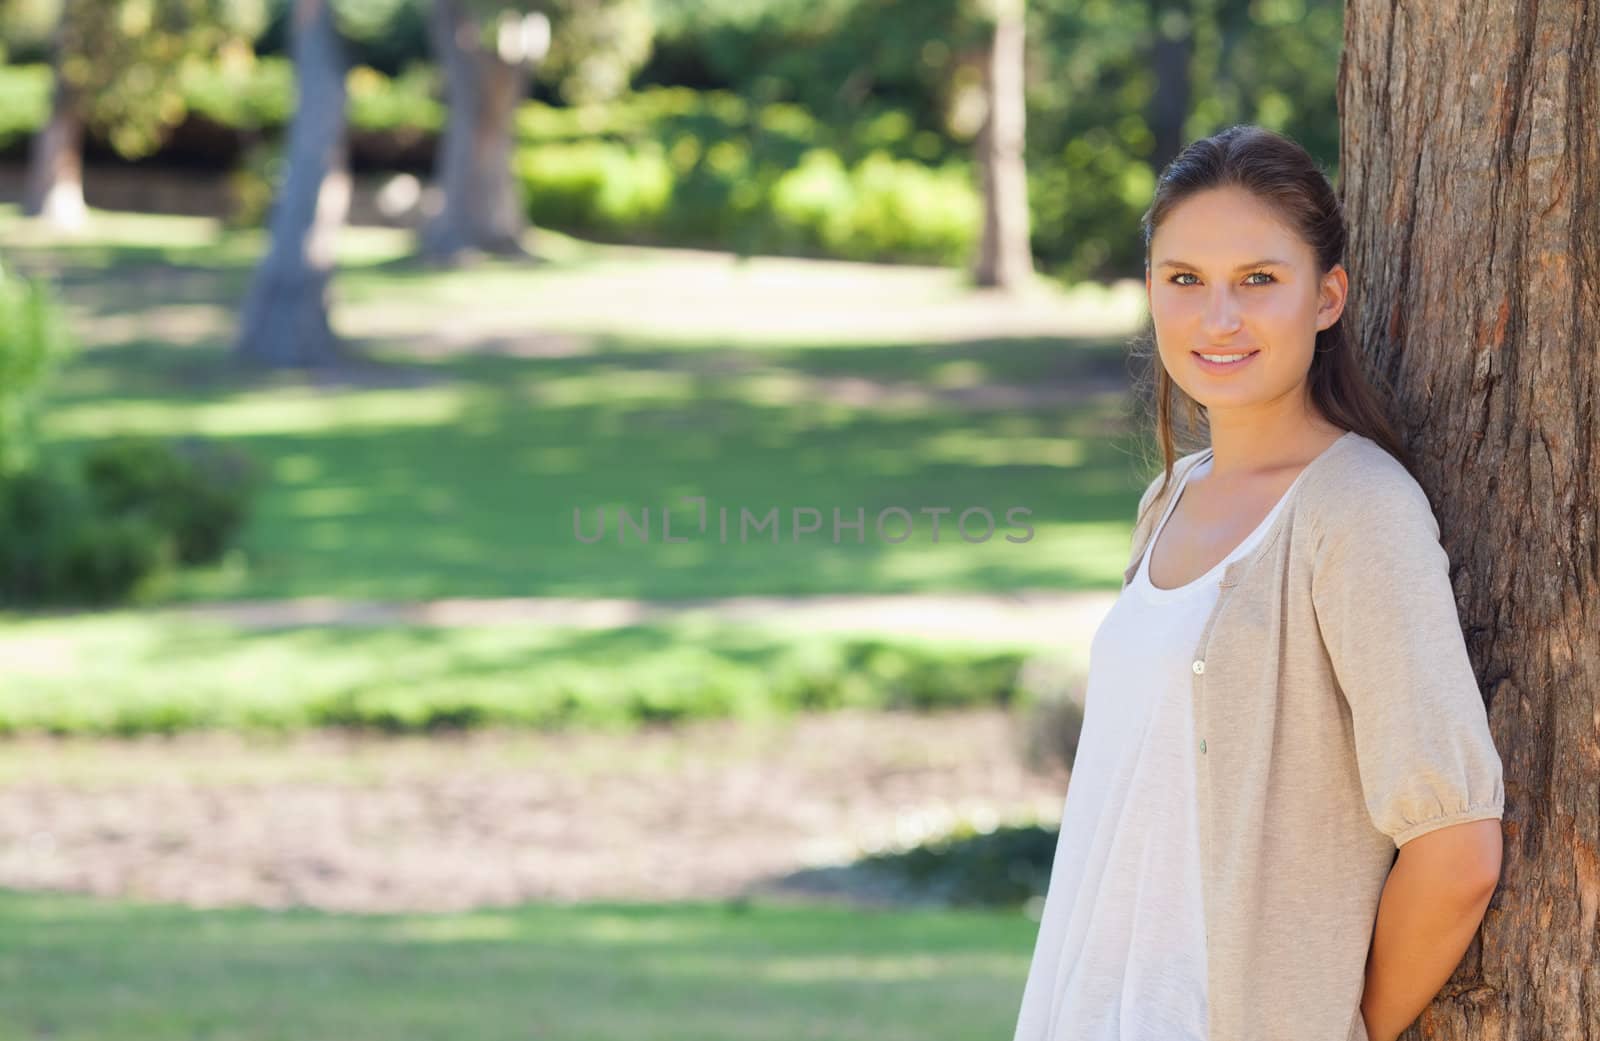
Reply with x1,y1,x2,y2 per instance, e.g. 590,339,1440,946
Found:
1192,659,1205,674
1199,739,1206,754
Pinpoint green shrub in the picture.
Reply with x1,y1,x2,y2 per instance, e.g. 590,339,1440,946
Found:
772,149,979,264
508,84,978,263
0,269,75,479
516,139,674,237
178,56,296,132
516,135,979,263
80,435,259,567
0,436,257,607
858,822,1059,907
0,464,174,607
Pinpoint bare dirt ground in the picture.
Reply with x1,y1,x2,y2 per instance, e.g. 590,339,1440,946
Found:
0,706,1073,914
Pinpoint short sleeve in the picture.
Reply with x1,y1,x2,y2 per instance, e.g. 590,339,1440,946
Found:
1310,470,1506,850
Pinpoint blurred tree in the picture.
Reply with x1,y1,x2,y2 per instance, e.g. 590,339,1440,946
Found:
15,0,267,228
971,0,1033,289
1146,0,1190,175
255,0,429,74
418,0,653,263
1339,0,1596,1032
234,0,349,367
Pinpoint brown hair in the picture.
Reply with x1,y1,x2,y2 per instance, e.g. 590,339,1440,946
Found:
1129,124,1409,526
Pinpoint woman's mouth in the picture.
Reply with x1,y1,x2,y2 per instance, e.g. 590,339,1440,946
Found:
1192,349,1260,373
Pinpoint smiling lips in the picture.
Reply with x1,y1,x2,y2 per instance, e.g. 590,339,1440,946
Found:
1193,349,1260,371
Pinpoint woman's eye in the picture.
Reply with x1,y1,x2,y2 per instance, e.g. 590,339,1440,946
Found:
1169,271,1275,287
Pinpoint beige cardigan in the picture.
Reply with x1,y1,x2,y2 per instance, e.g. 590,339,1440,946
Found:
1121,429,1505,1041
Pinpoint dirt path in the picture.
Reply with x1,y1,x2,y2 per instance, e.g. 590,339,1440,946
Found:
0,707,1072,914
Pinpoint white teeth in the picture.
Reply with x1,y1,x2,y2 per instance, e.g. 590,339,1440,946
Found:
1199,352,1254,363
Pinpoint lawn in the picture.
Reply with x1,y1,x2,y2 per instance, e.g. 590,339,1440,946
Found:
0,207,1145,733
0,889,1036,1041
2,207,1153,603
0,611,1054,734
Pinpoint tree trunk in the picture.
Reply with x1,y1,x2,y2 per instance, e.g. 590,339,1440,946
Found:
23,24,87,229
1147,3,1191,176
1340,2,1598,1037
973,0,1033,290
419,0,534,263
234,0,350,368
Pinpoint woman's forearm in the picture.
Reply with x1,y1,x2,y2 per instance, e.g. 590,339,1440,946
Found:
1358,842,1498,1041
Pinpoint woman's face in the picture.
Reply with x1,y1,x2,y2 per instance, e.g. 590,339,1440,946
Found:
1144,185,1346,418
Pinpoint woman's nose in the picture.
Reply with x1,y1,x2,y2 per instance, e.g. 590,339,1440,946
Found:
1201,287,1243,336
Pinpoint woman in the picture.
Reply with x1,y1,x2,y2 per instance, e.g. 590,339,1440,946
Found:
1009,125,1506,1041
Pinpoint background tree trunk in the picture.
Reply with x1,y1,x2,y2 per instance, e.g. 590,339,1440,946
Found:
1146,2,1191,176
419,0,536,263
973,0,1033,290
23,21,87,229
234,0,350,368
1340,2,1598,1036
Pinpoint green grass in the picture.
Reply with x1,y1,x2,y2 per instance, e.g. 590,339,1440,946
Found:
0,206,1137,734
0,889,1036,1041
0,612,1062,736
3,207,1153,603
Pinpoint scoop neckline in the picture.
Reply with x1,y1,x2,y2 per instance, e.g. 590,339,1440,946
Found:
1132,430,1355,602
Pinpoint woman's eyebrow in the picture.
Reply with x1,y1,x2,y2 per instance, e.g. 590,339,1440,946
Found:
1156,258,1290,270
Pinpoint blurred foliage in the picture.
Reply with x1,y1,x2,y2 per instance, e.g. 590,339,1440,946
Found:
0,266,74,478
534,0,655,106
512,86,979,263
254,0,653,106
0,265,255,607
639,0,1343,280
0,0,1341,280
253,0,427,74
1025,0,1343,280
0,625,1027,735
4,0,267,158
858,821,1058,908
0,435,257,607
0,461,175,607
80,435,260,568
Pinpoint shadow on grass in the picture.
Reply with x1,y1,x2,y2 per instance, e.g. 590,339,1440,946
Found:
758,823,1058,913
8,209,1156,602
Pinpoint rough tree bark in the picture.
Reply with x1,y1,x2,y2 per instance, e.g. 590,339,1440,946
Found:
1340,2,1598,1037
973,0,1033,290
23,15,87,229
234,0,350,368
418,0,543,263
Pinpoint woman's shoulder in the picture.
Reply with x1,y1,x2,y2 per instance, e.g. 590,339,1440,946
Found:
1296,431,1439,541
1135,446,1212,511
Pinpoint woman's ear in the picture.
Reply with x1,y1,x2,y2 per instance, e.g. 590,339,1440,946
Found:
1316,263,1349,330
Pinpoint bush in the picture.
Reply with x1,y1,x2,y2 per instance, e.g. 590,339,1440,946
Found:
509,85,978,262
516,139,675,238
0,269,75,479
516,135,979,263
0,436,258,607
776,149,978,264
858,822,1060,908
0,463,173,607
81,435,259,567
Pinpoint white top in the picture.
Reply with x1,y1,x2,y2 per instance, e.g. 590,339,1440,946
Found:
1011,452,1312,1041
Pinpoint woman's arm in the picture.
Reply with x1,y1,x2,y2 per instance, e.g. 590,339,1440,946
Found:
1358,818,1504,1041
